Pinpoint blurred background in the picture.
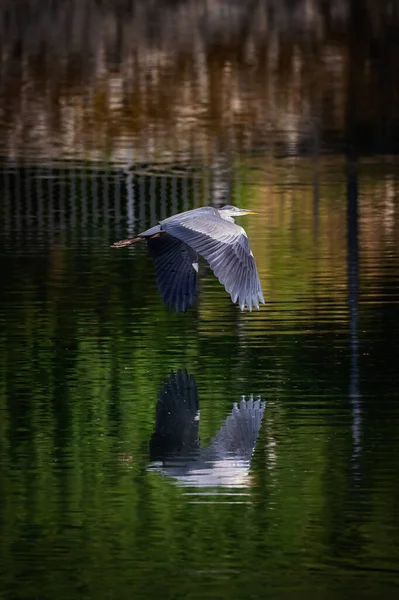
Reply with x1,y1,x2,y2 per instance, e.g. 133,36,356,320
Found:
0,2,399,599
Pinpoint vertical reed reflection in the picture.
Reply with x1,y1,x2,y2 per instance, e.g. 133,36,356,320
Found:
81,164,88,228
92,165,99,227
3,169,10,235
0,161,213,239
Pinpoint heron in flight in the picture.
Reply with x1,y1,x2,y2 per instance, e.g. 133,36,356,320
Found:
149,370,265,488
111,205,264,311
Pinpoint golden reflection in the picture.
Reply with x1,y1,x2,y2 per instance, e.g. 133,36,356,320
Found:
1,1,398,163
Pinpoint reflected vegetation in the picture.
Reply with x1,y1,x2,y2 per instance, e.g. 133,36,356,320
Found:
149,370,265,489
1,155,399,599
1,0,399,164
0,2,399,599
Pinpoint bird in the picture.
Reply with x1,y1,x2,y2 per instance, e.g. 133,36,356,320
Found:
148,370,265,488
111,205,264,312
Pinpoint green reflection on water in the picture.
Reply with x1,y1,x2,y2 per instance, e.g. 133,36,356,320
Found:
0,159,399,600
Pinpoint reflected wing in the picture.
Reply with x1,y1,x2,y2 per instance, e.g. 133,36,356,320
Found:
161,213,264,310
147,235,198,312
203,397,265,462
149,370,200,461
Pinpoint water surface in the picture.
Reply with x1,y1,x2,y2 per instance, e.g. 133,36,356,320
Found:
1,3,399,599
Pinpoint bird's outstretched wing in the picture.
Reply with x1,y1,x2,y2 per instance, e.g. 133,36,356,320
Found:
203,397,266,462
161,213,264,310
146,235,198,312
149,370,200,461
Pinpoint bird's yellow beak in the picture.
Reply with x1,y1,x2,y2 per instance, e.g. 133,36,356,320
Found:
244,210,257,215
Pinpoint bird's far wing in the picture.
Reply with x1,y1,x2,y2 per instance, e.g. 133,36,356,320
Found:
161,213,264,310
203,396,265,462
149,370,200,461
146,234,198,312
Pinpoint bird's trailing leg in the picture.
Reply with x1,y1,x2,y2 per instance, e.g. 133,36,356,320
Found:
111,233,165,248
110,237,143,248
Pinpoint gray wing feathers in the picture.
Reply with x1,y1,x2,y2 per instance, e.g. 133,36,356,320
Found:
139,224,162,237
147,235,198,312
204,397,266,461
161,214,264,311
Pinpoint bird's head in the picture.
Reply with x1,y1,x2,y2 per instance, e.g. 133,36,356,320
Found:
218,205,257,220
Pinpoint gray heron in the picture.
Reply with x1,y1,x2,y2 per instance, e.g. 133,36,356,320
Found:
149,370,265,488
111,205,264,311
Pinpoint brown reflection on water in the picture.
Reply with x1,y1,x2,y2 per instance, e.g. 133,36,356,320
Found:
1,1,399,163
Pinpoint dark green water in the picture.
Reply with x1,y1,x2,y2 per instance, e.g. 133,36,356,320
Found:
1,2,399,599
1,158,398,600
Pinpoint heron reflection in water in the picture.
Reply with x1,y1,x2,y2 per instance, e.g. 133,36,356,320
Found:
111,205,264,311
148,370,265,488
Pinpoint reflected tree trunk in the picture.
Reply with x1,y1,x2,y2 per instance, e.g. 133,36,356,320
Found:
347,156,361,477
346,0,363,478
